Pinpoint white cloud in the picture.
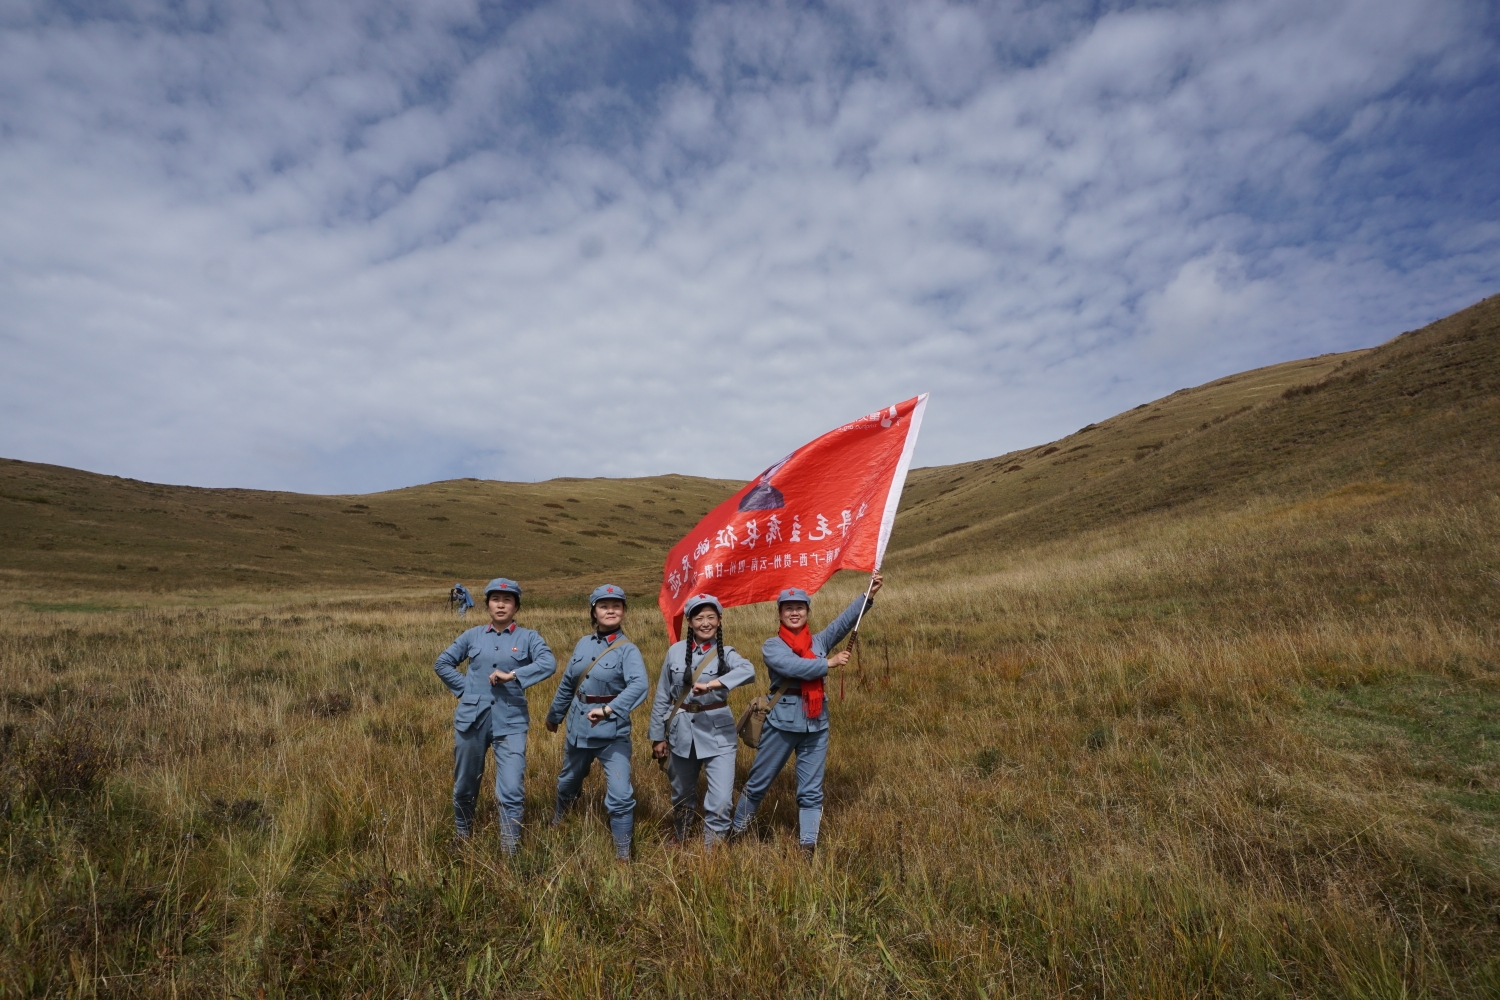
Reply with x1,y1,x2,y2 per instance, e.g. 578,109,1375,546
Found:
0,0,1496,493
1141,252,1271,359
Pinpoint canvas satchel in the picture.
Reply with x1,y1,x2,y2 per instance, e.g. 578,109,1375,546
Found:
735,680,790,750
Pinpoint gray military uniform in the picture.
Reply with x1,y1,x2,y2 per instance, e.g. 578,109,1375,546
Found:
545,617,649,859
647,640,756,844
730,593,870,846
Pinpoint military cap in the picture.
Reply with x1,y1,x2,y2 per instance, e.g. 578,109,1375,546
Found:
590,583,627,606
484,578,522,604
777,587,812,606
683,593,723,618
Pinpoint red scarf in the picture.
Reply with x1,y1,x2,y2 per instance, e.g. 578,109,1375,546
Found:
778,624,824,718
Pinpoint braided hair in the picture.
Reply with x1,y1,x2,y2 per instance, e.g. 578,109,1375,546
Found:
715,622,725,684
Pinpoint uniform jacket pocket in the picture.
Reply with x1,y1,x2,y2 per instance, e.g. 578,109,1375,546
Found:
768,694,802,725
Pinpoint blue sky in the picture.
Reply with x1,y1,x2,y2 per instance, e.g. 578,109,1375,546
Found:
2,0,1496,493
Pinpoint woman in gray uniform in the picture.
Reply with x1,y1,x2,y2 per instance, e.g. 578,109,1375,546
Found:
729,573,881,854
648,594,756,848
432,577,555,853
545,584,649,860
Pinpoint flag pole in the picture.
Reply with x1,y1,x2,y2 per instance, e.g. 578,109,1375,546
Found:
842,572,877,696
845,571,877,651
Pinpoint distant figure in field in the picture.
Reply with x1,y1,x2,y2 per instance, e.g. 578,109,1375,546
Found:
729,574,881,855
648,593,756,848
545,584,648,861
433,578,556,853
450,583,474,618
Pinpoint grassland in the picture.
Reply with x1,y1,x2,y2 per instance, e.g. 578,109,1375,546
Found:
0,462,740,601
1,295,1498,997
0,347,1358,603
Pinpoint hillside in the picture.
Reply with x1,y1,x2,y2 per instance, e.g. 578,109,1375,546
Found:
892,349,1364,552
0,464,740,601
1,335,1408,604
891,293,1500,568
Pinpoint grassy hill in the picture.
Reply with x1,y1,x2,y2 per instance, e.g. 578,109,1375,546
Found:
0,464,741,602
6,293,1495,606
2,294,1499,998
1,338,1384,605
893,349,1363,551
893,296,1498,565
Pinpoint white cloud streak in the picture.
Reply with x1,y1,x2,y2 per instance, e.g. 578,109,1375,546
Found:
1,0,1496,492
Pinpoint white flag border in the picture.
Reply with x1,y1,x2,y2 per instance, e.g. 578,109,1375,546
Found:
873,392,929,571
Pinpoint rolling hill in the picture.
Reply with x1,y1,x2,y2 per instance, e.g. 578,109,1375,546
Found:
2,292,1496,605
0,465,741,602
890,292,1499,570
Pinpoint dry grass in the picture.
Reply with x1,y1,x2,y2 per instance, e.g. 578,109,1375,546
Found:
3,295,1499,996
0,464,740,598
3,467,1499,997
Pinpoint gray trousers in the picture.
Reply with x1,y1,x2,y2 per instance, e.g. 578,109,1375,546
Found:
453,728,526,851
731,725,828,845
555,738,635,858
668,747,736,845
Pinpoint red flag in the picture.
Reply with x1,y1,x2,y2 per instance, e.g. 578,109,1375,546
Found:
659,394,928,641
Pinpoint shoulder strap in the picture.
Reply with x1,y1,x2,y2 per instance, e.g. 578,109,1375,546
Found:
661,651,719,736
572,639,621,698
761,663,802,709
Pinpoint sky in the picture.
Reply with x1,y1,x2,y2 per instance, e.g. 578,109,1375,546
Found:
2,0,1497,494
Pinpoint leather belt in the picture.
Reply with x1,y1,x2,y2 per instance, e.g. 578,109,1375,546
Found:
682,701,728,713
581,695,614,704
779,686,802,697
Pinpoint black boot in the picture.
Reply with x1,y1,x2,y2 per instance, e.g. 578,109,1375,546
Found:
671,808,692,847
